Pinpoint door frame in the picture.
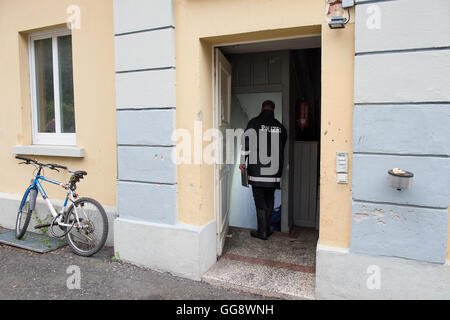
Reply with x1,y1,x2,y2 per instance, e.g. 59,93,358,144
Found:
211,33,321,256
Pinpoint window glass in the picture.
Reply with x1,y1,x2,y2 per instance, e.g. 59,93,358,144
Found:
34,38,55,133
57,35,75,133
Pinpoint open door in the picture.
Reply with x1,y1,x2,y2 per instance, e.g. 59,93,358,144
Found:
214,48,232,256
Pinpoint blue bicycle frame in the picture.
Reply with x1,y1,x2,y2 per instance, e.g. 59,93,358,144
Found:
20,173,74,223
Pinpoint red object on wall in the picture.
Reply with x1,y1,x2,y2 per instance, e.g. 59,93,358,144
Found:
297,100,309,129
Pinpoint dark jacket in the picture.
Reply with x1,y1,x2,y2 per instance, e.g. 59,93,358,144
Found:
241,110,287,188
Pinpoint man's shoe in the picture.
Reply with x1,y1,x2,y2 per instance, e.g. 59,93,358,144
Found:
250,209,268,240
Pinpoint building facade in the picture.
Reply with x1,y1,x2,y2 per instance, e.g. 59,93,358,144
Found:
0,0,449,299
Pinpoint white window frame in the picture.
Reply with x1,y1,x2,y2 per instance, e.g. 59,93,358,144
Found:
28,28,76,146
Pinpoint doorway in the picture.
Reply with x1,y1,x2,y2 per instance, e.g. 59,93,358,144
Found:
209,36,322,299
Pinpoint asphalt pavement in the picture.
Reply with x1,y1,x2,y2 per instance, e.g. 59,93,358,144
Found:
0,243,267,300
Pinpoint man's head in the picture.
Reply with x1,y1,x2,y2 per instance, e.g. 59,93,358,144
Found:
261,100,275,112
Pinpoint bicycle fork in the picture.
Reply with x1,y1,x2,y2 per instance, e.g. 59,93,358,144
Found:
28,188,37,212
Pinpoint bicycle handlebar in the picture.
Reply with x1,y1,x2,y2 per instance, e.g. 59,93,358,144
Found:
49,163,68,170
15,156,68,170
15,155,36,163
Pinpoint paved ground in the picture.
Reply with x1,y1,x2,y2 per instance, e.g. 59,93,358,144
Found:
223,227,318,267
0,243,267,300
203,227,318,299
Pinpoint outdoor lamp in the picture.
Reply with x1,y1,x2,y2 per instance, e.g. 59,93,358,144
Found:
328,16,347,29
327,0,353,29
388,168,414,191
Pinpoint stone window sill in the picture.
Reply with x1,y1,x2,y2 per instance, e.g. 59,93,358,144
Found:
12,145,85,158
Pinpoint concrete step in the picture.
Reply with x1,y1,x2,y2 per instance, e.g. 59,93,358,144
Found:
202,256,315,300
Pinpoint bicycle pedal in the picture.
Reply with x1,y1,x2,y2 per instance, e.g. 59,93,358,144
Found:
34,222,58,229
34,223,51,229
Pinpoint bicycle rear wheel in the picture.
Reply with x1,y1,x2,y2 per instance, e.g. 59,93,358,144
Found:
64,197,108,257
15,190,34,239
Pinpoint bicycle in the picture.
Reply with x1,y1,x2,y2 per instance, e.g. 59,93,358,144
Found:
14,155,108,257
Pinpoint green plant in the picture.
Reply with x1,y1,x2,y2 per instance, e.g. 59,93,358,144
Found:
32,213,54,235
111,251,121,262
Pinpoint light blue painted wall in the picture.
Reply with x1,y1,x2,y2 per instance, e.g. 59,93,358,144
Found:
114,0,177,225
354,105,450,156
114,28,175,72
355,0,450,53
113,0,174,35
350,201,448,264
352,154,449,208
117,181,177,225
350,0,450,263
116,69,175,109
116,109,175,146
354,51,450,104
118,146,176,184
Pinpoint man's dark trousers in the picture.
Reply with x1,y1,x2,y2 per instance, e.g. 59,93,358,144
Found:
251,186,275,239
251,186,275,213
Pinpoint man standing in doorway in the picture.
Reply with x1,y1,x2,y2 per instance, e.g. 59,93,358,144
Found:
239,100,287,240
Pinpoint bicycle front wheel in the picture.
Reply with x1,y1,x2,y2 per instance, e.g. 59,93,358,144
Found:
64,197,108,257
15,190,34,239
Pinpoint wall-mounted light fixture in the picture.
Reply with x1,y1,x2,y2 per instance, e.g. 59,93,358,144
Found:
327,0,353,29
388,168,414,191
328,16,347,29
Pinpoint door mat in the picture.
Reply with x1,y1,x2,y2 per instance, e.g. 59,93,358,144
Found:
0,229,66,253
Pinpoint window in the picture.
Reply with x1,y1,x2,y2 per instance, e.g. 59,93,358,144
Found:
29,29,75,145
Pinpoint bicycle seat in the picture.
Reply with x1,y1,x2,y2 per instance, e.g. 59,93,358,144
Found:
70,170,87,177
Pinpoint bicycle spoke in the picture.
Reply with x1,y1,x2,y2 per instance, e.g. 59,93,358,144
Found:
64,198,108,256
79,207,90,221
68,222,100,249
69,232,95,249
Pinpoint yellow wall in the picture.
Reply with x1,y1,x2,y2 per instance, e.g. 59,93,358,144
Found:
2,0,445,258
319,25,354,249
174,0,355,249
0,0,116,205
